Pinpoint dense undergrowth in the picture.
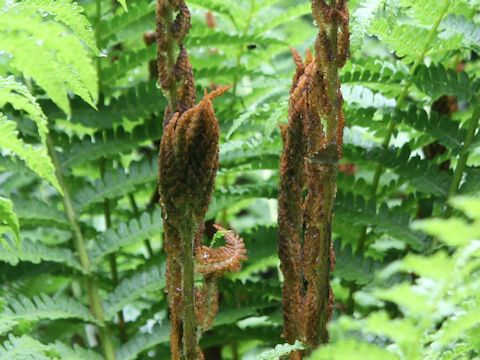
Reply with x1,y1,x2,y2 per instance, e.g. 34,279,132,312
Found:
0,0,479,359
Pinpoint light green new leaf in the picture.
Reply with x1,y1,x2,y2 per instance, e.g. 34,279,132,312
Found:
258,341,304,360
0,7,98,115
350,0,385,53
0,76,48,145
437,308,480,346
374,283,434,317
412,218,480,247
116,0,128,11
17,0,99,53
0,117,61,193
450,196,480,220
0,196,20,247
310,339,399,360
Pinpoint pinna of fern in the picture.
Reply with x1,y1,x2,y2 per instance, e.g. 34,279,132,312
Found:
279,0,349,357
156,1,247,359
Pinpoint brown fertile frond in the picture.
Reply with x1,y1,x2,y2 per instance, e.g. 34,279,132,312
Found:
278,50,315,347
157,0,235,358
195,277,219,333
174,45,196,115
291,47,304,72
279,14,349,349
172,3,191,43
159,88,231,228
159,83,229,360
156,0,194,125
310,0,350,150
195,225,248,276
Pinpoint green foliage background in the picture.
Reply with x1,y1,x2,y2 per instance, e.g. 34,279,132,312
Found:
0,0,479,358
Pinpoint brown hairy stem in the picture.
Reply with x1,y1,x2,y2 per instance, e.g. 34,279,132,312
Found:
156,3,246,356
278,0,349,357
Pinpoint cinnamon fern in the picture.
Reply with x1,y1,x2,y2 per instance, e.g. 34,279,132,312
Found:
0,0,478,359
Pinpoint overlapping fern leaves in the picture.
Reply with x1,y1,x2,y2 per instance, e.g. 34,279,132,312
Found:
0,0,479,358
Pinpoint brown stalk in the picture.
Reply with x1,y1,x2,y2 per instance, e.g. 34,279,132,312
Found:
156,2,247,359
278,0,349,357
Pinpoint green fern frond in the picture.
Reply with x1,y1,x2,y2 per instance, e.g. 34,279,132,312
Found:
256,3,310,32
350,0,385,53
0,10,98,114
460,168,480,196
90,208,162,264
207,181,278,219
333,242,381,284
0,76,48,145
2,293,95,324
441,14,480,53
220,138,281,170
369,19,462,64
0,196,20,247
11,197,68,229
343,106,378,130
65,81,164,129
0,238,82,271
100,1,155,46
345,144,452,197
103,264,165,319
0,117,60,193
341,59,405,92
101,46,156,87
258,341,304,360
336,173,400,199
226,89,286,139
400,0,453,26
0,334,53,360
16,0,99,53
311,339,399,360
342,85,396,109
116,0,128,12
59,118,162,167
187,31,285,48
187,0,237,25
51,342,102,360
336,191,426,250
413,64,480,101
194,64,268,81
73,158,157,211
116,323,169,360
0,335,96,360
391,106,465,151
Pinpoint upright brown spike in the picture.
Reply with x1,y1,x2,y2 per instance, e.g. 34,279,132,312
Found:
278,0,349,357
158,38,243,357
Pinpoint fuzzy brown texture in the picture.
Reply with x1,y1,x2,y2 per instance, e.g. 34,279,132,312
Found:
194,225,247,341
159,87,228,360
279,1,349,356
195,225,248,276
156,0,193,126
158,56,244,359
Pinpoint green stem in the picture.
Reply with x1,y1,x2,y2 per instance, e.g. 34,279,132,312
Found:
232,0,256,97
100,159,128,343
95,0,102,95
181,220,196,360
445,105,480,217
47,136,116,360
350,0,451,311
128,193,154,257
